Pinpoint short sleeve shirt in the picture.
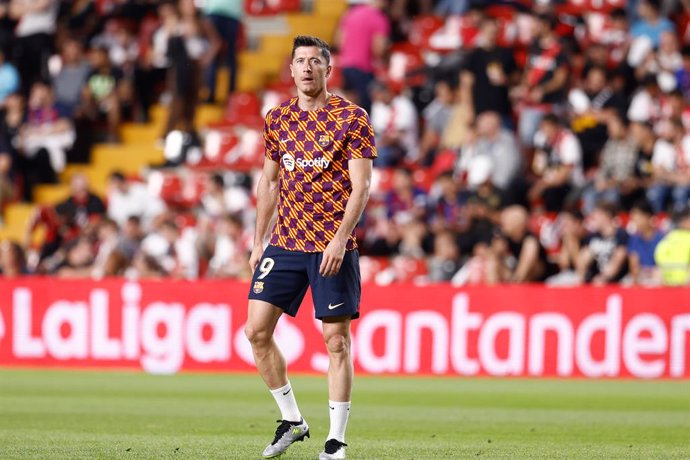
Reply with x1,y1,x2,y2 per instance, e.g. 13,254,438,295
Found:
264,94,377,252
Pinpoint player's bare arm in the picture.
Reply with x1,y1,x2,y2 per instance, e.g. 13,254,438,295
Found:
249,159,280,272
319,158,373,277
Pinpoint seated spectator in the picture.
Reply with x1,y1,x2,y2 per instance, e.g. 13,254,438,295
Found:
56,173,106,231
385,167,427,223
426,229,460,283
468,111,521,193
0,149,14,221
419,79,461,166
427,171,465,234
127,251,167,279
576,201,629,285
82,46,126,143
370,80,418,166
140,217,198,279
91,218,126,279
199,172,251,222
627,200,664,285
460,16,516,125
0,47,19,106
0,239,27,277
647,118,690,213
18,81,75,181
107,170,165,228
120,215,143,260
207,213,251,279
487,205,554,284
581,113,638,214
529,114,585,212
656,30,682,75
627,74,662,124
0,93,30,199
628,121,656,204
52,38,91,117
54,236,95,278
547,209,587,286
630,0,674,48
654,207,690,285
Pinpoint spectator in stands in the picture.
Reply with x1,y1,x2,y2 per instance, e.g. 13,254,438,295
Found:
656,30,682,74
52,38,91,117
456,192,496,260
675,47,690,99
547,208,587,285
119,215,143,260
0,47,19,106
0,93,29,197
581,113,638,214
627,200,664,285
162,0,220,138
55,173,106,231
629,121,656,200
82,46,125,143
0,147,14,220
654,206,690,285
0,239,27,277
460,17,516,125
627,74,662,124
207,213,250,279
0,1,16,55
202,0,243,103
127,251,167,279
18,81,74,182
140,217,198,279
426,229,460,283
385,167,427,224
469,111,521,193
529,114,584,212
576,201,629,285
630,0,674,48
647,117,690,213
568,66,625,170
199,172,251,222
370,80,418,166
427,171,465,234
54,235,95,278
487,205,553,284
512,13,568,149
336,0,390,114
107,170,165,228
419,78,464,166
9,0,58,93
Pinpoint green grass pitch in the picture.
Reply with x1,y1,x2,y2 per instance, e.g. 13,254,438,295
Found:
0,369,689,459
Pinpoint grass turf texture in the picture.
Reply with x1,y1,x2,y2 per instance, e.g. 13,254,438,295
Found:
0,370,688,459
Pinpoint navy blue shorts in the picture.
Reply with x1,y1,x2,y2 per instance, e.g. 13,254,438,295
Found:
248,245,361,320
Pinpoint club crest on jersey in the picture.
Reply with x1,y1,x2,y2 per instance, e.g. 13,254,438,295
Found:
282,153,295,171
318,134,331,148
253,281,264,294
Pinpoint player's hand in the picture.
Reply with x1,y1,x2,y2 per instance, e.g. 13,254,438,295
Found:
249,246,264,274
320,239,346,277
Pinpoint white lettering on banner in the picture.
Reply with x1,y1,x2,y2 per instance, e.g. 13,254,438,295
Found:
450,294,481,375
186,304,230,363
356,310,402,373
623,314,667,378
575,295,622,377
670,315,690,377
13,288,46,357
404,311,449,374
528,313,574,376
478,312,525,376
122,283,140,360
91,290,121,359
140,302,185,374
43,300,88,360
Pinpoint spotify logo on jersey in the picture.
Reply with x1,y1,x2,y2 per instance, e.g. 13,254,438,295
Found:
282,153,296,171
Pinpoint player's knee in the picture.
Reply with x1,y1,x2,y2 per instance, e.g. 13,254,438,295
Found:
244,324,270,347
325,333,350,356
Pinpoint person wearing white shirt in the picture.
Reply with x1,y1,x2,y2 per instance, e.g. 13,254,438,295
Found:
647,118,690,212
369,80,419,166
106,171,166,228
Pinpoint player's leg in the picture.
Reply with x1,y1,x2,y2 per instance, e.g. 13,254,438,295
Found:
320,317,352,460
247,246,311,458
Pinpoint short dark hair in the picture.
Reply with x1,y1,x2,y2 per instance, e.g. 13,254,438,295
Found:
292,35,331,64
541,113,561,126
594,200,619,217
631,200,654,216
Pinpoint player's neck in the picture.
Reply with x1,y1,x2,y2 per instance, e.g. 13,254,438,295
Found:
297,89,331,111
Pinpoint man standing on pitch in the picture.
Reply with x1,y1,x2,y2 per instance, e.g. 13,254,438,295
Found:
246,35,377,460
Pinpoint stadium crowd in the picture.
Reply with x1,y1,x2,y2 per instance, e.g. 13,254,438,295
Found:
1,0,690,286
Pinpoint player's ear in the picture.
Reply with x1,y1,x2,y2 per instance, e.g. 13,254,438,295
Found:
290,63,294,78
326,64,332,78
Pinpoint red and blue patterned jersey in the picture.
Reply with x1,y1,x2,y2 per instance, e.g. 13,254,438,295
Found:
264,94,377,252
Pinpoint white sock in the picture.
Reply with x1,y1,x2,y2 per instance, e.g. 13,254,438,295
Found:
327,400,351,443
270,382,302,422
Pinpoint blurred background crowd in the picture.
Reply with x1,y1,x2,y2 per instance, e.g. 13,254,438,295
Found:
1,0,690,286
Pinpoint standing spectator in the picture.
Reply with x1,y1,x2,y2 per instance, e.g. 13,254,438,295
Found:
9,0,58,93
512,13,569,149
162,0,220,137
654,207,690,285
82,46,125,143
581,114,638,214
52,38,91,117
370,80,418,166
630,0,674,48
0,47,19,106
576,201,629,285
336,0,390,113
488,205,553,284
202,0,243,103
627,200,664,285
471,111,521,193
647,118,690,213
460,17,516,124
419,79,458,165
529,114,585,212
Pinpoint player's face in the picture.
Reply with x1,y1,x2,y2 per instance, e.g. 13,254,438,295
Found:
290,46,331,97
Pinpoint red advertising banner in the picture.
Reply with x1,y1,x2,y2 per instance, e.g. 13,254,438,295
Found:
0,279,688,378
